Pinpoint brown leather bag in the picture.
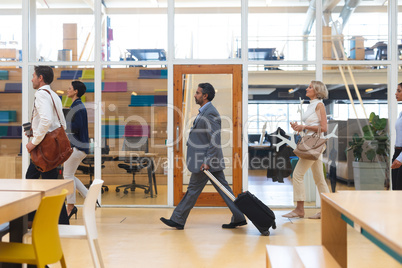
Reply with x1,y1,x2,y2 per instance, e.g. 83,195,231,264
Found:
293,128,327,161
30,89,73,172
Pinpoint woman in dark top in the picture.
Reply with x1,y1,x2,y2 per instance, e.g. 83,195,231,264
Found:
63,81,89,219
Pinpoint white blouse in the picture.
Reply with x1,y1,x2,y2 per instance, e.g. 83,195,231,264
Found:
302,99,323,136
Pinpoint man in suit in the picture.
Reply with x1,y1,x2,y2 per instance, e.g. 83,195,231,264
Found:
160,83,246,230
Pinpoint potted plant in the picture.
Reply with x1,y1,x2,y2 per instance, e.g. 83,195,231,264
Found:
347,112,389,190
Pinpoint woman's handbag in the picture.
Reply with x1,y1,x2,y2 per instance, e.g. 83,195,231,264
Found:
293,129,327,161
30,89,73,172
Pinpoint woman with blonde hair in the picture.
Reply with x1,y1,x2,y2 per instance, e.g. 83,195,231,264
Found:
283,80,330,219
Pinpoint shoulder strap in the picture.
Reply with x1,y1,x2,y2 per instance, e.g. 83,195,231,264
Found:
40,88,62,124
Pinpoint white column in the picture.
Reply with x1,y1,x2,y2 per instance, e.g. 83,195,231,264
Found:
167,0,174,206
388,0,398,190
242,0,249,191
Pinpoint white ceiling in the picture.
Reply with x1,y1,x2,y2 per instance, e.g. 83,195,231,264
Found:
0,0,389,9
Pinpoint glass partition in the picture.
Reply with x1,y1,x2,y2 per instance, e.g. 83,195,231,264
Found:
36,2,94,62
0,1,21,62
105,1,167,62
323,1,388,61
175,0,241,59
0,66,22,178
100,65,168,206
181,74,233,192
247,64,320,207
53,67,95,206
323,64,389,191
248,5,315,61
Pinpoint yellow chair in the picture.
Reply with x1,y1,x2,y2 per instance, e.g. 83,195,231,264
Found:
0,189,68,268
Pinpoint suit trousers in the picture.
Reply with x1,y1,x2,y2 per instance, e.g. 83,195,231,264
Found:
391,149,402,190
63,147,88,204
26,162,69,225
292,156,329,202
170,170,245,226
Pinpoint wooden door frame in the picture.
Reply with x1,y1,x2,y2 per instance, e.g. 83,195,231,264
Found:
173,64,242,206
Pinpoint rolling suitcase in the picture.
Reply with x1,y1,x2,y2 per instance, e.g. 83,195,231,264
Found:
203,169,276,236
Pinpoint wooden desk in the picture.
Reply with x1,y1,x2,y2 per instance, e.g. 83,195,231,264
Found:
0,179,74,197
321,191,402,267
0,179,73,268
0,191,41,224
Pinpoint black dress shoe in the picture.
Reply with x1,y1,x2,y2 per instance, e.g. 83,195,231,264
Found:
222,220,247,229
160,217,184,230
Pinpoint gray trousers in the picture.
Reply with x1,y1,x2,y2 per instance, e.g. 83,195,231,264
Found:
170,170,246,226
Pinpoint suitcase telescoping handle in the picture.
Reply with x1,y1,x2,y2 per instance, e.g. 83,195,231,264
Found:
202,169,236,202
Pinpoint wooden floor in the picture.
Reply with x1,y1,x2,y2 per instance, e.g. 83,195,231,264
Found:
81,169,354,208
38,207,400,268
1,172,397,268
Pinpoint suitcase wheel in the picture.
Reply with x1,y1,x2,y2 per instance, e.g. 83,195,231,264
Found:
272,222,277,229
261,230,270,236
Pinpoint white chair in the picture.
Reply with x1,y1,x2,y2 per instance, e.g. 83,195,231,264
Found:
24,179,105,268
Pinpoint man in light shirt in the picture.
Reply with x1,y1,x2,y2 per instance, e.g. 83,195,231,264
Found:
26,65,69,225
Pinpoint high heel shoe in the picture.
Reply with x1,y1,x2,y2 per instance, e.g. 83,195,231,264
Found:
68,206,78,220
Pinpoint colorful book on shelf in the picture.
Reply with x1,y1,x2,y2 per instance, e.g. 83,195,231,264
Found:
0,111,17,123
153,95,167,106
101,124,125,138
138,69,167,79
0,70,9,80
129,95,154,106
4,83,22,93
57,70,82,80
129,95,167,107
0,126,22,139
79,70,105,80
124,125,150,137
103,82,127,92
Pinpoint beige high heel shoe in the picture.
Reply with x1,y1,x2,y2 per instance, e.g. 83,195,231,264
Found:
282,211,304,218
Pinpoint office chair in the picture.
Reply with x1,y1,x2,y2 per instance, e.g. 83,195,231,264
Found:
25,180,105,268
0,190,68,268
77,138,110,193
116,135,152,194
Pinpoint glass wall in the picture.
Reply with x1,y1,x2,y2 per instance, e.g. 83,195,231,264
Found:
0,66,22,178
53,67,95,206
0,2,21,62
323,64,390,190
36,2,94,62
0,0,399,207
325,1,388,61
175,0,241,59
248,6,315,61
99,65,168,206
106,0,167,62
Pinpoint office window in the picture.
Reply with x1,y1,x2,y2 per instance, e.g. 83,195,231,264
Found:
105,0,167,62
248,9,314,61
100,65,167,206
0,1,21,62
324,2,388,61
36,1,94,62
175,1,241,59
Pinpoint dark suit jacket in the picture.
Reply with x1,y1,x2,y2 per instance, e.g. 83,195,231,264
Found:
186,103,225,173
